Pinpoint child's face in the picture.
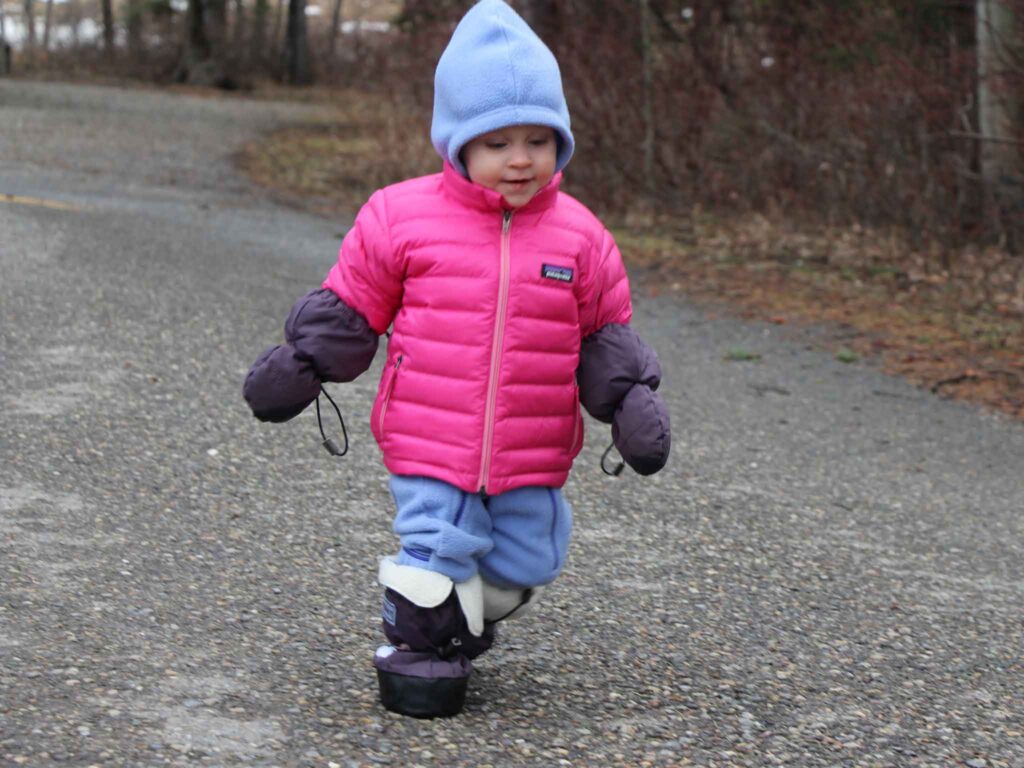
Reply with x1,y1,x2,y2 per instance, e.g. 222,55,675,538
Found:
462,125,558,208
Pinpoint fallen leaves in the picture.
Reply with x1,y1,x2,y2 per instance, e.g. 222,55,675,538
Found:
616,212,1024,420
234,93,1024,421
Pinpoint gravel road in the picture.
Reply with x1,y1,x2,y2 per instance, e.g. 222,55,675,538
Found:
2,80,1023,767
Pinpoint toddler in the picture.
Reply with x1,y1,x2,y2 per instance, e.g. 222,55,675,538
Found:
244,0,670,718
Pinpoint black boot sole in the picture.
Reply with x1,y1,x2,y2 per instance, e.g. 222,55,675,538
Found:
376,669,469,718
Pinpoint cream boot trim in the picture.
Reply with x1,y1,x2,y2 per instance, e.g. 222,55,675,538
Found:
378,556,453,608
377,557,485,638
482,582,544,622
454,573,484,638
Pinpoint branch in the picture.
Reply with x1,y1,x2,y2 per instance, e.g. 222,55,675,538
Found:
949,130,1024,146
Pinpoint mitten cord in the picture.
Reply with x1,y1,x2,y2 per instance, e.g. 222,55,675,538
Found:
316,386,349,458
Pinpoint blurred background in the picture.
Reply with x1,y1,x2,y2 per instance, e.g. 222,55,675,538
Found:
2,1,1022,411
3,1,1021,242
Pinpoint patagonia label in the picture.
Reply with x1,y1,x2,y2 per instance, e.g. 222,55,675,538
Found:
542,264,574,283
382,595,397,626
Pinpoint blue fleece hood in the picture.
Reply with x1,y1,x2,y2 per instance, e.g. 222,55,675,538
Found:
431,0,574,177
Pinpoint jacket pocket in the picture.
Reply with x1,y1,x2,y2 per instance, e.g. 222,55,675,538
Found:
372,354,403,442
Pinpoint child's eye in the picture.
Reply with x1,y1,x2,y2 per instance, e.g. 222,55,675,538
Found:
486,142,508,150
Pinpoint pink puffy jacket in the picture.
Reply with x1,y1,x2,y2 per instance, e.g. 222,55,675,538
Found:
323,163,632,495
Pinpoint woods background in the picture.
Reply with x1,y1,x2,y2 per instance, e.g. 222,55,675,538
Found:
3,1,1023,282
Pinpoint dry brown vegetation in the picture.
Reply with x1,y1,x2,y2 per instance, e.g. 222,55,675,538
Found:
14,0,1020,417
238,86,1024,420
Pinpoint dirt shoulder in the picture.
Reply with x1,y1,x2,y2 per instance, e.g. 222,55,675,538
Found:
237,92,1023,422
616,217,1023,420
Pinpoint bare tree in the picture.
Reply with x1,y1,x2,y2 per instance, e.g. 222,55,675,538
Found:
271,0,284,63
639,0,655,194
0,2,10,74
232,0,245,49
285,0,311,83
22,0,36,55
250,0,268,66
976,0,1023,216
101,0,114,56
126,0,145,59
177,0,232,85
42,0,53,52
327,0,342,69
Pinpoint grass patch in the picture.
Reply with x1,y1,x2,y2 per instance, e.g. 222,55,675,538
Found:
724,348,763,362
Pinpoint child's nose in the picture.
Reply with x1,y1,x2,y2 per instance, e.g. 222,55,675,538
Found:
508,144,531,167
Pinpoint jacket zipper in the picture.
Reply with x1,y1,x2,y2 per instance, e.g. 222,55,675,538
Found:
477,210,513,492
378,354,403,436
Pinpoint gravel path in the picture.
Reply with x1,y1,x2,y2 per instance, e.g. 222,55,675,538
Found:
2,80,1022,767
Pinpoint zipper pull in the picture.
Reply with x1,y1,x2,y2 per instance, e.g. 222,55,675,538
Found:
503,210,513,232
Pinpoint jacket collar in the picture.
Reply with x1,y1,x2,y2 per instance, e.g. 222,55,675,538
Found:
441,162,561,215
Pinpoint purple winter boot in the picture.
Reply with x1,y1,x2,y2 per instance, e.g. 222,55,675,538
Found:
373,588,495,718
373,560,495,718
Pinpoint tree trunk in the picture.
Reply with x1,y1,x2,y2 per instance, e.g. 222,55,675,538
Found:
69,0,80,47
100,0,115,56
0,3,10,75
42,0,53,51
207,0,227,54
250,0,267,66
184,0,210,67
285,0,311,84
178,0,212,82
640,0,655,196
126,0,145,59
271,0,283,66
177,0,235,87
976,0,1023,238
22,0,36,53
233,0,245,51
326,0,342,70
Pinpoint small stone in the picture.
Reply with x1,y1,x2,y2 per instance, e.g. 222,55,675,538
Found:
966,760,987,768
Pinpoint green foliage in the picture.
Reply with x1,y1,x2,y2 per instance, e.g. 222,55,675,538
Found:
724,349,763,362
836,347,859,364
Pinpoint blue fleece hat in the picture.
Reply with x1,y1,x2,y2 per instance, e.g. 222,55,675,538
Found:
431,0,574,177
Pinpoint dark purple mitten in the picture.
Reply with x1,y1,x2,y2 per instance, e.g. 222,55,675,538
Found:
243,288,380,423
578,323,661,423
578,323,671,475
243,344,322,422
285,289,379,382
612,384,671,475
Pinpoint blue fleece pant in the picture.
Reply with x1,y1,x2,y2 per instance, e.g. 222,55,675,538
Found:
390,475,573,589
